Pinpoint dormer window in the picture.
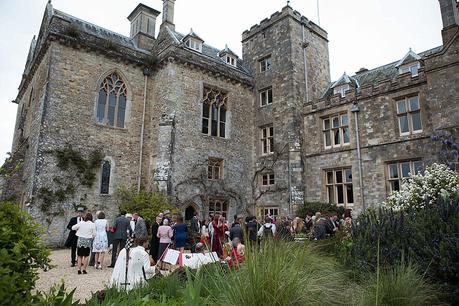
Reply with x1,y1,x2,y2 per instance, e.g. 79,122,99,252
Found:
185,38,202,52
330,72,358,98
396,49,422,77
219,44,239,67
183,28,204,53
398,62,420,77
226,56,236,66
333,84,349,98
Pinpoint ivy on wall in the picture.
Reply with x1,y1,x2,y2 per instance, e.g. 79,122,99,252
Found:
36,147,103,218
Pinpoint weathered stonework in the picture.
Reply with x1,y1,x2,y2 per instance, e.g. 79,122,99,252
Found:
1,1,458,245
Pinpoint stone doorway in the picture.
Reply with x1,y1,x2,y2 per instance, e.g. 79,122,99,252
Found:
185,205,197,221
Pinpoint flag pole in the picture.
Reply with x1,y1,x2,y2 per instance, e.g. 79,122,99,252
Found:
317,0,321,26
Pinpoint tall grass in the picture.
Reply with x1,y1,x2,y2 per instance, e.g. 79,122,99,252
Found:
197,241,358,306
360,262,436,306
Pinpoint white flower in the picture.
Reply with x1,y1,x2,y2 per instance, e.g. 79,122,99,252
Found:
383,163,459,211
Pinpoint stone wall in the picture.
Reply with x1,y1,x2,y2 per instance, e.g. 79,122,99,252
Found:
149,59,254,219
23,42,149,246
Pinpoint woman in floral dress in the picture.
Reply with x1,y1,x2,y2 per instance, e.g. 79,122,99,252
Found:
92,211,108,269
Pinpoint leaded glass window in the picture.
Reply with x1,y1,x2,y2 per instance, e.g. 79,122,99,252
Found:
201,87,228,138
97,73,127,128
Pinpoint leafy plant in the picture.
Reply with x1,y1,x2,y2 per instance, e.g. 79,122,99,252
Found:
31,283,78,306
116,186,178,223
0,202,51,305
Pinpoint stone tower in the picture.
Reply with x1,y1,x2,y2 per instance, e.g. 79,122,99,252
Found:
242,5,330,216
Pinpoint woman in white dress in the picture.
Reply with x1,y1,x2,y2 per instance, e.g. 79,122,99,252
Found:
92,211,108,269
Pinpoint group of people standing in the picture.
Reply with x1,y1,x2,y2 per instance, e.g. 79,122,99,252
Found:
66,207,352,276
65,207,148,274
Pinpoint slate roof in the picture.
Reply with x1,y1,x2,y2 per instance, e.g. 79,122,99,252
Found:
53,9,149,54
321,46,443,98
167,28,251,75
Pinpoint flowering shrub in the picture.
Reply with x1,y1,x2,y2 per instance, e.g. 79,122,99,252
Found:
384,163,459,211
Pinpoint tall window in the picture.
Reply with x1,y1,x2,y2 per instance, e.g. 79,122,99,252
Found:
259,56,272,72
100,160,111,195
96,73,127,128
396,96,422,135
209,199,228,218
323,114,349,148
261,172,275,186
387,160,423,192
325,168,353,207
208,158,223,180
260,87,273,106
201,87,227,138
261,125,274,155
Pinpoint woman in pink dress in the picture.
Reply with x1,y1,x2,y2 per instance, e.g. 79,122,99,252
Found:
156,219,173,261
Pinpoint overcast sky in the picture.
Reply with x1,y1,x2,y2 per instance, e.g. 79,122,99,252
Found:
0,0,443,163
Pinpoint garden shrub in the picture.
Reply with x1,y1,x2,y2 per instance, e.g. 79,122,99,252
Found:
384,163,458,211
116,186,178,223
0,202,51,305
351,195,459,303
296,201,346,218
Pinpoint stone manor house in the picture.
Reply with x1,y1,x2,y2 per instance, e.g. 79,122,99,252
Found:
1,0,458,245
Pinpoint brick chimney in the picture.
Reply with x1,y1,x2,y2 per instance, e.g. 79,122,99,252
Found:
127,3,160,50
438,0,459,44
161,0,176,30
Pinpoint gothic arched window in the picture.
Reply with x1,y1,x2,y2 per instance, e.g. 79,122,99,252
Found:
96,73,127,128
201,87,227,138
100,160,111,195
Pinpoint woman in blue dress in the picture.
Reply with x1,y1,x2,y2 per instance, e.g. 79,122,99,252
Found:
174,216,188,252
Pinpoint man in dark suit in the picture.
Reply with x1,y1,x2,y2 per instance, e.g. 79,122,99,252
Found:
149,216,161,263
190,212,201,248
325,213,339,237
108,212,131,268
65,207,84,267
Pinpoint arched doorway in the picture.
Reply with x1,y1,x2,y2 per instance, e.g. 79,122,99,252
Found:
185,205,197,221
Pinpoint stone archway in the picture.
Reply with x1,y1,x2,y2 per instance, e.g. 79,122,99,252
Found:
184,205,197,221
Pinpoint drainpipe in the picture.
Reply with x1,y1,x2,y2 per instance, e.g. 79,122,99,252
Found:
302,23,309,102
137,68,151,193
351,101,365,212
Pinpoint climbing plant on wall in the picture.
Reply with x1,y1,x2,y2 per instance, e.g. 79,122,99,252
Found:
36,146,103,219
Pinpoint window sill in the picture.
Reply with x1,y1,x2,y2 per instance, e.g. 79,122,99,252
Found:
200,134,229,141
95,122,128,131
99,194,112,197
324,143,350,150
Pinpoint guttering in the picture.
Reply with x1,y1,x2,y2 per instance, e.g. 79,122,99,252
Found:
302,24,309,102
137,67,151,193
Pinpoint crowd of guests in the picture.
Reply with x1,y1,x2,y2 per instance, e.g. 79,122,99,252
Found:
66,207,352,276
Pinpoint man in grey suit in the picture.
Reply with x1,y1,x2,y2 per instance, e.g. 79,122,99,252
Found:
133,213,148,240
108,212,131,268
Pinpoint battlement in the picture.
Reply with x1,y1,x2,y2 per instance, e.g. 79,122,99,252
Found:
242,5,328,42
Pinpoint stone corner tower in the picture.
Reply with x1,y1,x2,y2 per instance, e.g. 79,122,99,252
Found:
241,5,331,216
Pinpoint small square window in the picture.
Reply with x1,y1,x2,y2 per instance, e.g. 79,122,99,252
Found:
259,56,272,72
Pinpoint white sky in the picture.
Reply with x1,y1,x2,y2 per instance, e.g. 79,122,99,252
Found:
0,0,443,163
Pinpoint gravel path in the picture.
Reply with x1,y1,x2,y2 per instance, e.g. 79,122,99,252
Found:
36,249,112,303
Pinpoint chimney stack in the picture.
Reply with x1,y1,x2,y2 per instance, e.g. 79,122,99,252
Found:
127,4,160,50
162,0,176,30
438,0,459,44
